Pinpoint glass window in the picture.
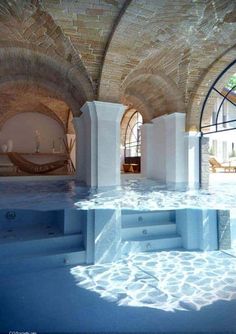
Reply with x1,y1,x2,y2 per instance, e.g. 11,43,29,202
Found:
124,111,143,157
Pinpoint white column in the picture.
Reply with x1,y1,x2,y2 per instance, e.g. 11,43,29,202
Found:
185,131,200,189
165,113,187,189
141,113,188,188
141,123,154,177
152,115,166,182
73,101,125,187
72,117,86,183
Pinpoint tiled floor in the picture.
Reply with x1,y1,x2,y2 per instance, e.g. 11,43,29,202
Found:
1,250,236,333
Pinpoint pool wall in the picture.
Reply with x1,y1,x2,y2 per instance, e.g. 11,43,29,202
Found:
176,209,218,250
217,210,231,249
0,209,86,275
0,208,220,272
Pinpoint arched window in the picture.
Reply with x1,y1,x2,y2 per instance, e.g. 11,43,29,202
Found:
124,111,143,158
200,60,236,185
200,60,236,135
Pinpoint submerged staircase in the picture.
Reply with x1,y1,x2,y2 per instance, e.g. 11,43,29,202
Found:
0,210,86,274
121,210,182,253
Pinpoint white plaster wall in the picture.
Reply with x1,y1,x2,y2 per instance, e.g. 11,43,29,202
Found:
142,113,187,187
77,101,124,187
186,132,200,189
0,112,66,154
73,116,87,183
141,123,153,176
166,113,186,185
151,116,166,182
176,209,218,251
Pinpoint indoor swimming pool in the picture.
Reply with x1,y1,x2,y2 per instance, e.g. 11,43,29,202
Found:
0,177,235,267
1,177,236,332
0,177,236,210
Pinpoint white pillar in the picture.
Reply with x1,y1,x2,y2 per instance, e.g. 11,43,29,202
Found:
152,116,167,182
165,113,187,189
73,101,125,187
185,132,200,189
141,113,188,188
141,123,154,177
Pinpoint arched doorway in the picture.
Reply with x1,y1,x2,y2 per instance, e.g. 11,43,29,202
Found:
120,110,143,173
200,59,236,186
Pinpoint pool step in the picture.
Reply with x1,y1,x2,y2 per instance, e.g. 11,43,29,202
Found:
0,248,86,276
122,222,176,240
122,210,175,228
0,234,84,259
121,234,182,253
121,210,182,252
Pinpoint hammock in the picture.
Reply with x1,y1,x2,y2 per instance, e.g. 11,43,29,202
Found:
7,152,68,174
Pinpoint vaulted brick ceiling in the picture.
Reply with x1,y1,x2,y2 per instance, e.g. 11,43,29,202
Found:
0,0,235,130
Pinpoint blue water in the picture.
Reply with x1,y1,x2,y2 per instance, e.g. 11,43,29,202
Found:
0,178,236,210
1,178,236,332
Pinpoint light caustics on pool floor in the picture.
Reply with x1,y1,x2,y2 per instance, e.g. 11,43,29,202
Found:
71,250,236,312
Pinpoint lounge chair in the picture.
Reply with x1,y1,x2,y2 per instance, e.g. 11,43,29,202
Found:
209,157,236,173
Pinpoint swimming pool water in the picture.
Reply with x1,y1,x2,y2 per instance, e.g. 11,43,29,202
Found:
0,177,236,210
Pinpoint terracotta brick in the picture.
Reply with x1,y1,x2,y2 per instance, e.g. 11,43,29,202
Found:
0,0,235,130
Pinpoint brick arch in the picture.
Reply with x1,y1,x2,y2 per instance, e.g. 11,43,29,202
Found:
0,44,95,116
0,106,65,132
0,76,78,118
121,94,152,123
122,72,185,121
99,0,236,115
0,0,94,90
120,108,135,148
187,45,236,131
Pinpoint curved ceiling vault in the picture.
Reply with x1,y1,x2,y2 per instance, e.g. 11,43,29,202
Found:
0,0,235,129
99,0,236,126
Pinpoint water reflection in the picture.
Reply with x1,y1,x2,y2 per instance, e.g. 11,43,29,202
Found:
71,250,236,312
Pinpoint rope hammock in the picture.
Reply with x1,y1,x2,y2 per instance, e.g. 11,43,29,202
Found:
7,152,69,174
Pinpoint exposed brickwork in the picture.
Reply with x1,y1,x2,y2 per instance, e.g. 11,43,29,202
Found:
187,46,236,130
0,82,72,132
0,0,95,126
41,0,126,93
99,0,236,123
0,0,235,136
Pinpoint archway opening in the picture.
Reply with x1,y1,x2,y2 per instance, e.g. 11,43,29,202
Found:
0,82,76,177
120,109,143,174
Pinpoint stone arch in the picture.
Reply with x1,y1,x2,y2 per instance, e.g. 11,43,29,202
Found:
120,108,141,149
0,76,78,119
121,94,151,123
121,71,185,122
0,44,95,116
